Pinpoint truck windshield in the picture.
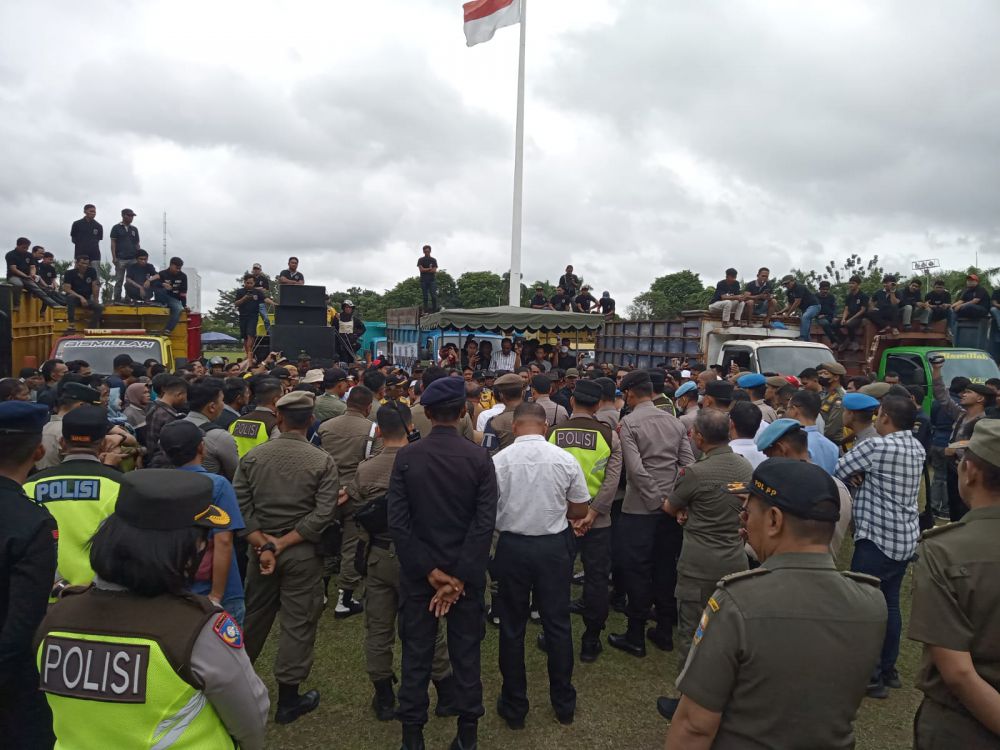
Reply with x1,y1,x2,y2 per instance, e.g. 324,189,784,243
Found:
54,338,163,375
757,346,835,376
931,350,1000,385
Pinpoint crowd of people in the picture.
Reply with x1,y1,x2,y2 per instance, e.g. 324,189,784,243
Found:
1,321,998,750
707,265,1000,345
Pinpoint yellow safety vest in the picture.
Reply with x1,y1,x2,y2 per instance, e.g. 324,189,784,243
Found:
229,417,270,458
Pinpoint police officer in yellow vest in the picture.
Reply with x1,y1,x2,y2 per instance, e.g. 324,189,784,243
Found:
229,378,282,458
25,405,123,592
547,378,622,662
34,470,269,749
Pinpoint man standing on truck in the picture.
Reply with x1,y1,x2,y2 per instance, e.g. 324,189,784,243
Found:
559,265,581,299
778,275,821,341
279,256,305,285
148,256,187,335
70,203,103,262
331,300,366,363
417,245,438,312
62,255,104,331
250,263,272,335
109,208,141,302
235,274,274,362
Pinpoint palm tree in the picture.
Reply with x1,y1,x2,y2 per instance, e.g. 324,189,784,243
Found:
96,261,115,304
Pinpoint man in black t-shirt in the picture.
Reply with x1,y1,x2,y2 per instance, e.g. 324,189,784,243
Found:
949,273,989,337
898,278,931,331
550,286,571,312
599,291,616,319
249,263,272,334
124,250,157,303
708,268,746,326
6,237,62,311
838,275,870,351
924,279,951,323
743,267,776,324
558,265,580,298
70,203,103,262
34,249,66,305
778,275,820,341
574,285,598,313
109,208,141,302
530,286,551,309
866,275,901,334
149,256,188,334
62,256,103,330
235,274,275,360
278,257,304,286
815,281,840,344
417,244,438,311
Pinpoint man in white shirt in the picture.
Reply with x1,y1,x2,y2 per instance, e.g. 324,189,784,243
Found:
491,402,590,728
729,401,767,469
489,338,519,373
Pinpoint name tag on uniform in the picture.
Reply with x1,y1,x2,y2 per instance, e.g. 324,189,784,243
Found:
554,429,597,450
34,479,101,501
232,421,262,439
40,636,149,703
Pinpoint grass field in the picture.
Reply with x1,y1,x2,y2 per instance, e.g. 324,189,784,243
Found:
258,534,923,750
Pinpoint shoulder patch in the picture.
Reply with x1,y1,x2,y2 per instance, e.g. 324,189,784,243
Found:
717,567,770,587
213,613,244,649
841,570,881,587
921,522,962,540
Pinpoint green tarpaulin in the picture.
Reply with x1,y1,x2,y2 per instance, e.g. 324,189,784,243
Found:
419,306,604,333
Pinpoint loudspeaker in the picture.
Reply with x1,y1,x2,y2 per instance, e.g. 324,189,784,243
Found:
275,307,328,326
270,324,335,360
278,284,327,308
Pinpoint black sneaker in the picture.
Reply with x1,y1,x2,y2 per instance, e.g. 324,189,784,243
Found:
569,598,585,616
334,592,364,619
580,638,602,663
866,677,889,699
646,627,674,652
496,698,525,730
883,669,902,689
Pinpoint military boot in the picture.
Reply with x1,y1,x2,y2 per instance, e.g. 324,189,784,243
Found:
372,677,396,721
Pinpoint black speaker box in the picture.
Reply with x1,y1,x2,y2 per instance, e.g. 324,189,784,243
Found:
270,324,335,360
275,307,328,326
278,284,327,308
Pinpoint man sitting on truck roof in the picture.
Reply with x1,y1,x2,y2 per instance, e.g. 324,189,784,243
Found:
62,255,104,332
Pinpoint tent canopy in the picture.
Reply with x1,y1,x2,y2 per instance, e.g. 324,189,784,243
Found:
419,306,603,333
200,331,239,343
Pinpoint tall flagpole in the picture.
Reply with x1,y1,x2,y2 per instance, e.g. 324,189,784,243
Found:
508,0,526,307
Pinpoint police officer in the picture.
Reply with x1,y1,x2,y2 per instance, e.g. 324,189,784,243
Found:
648,369,676,414
229,377,282,458
817,361,846,445
25,405,123,591
483,373,525,452
387,376,498,750
842,392,880,449
609,370,694,657
234,390,339,724
34,470,269,748
736,372,778,424
674,381,699,432
663,408,753,662
0,402,57,749
318,384,380,617
909,419,1000,748
548,378,622,661
314,367,349,422
412,367,479,442
662,459,887,746
349,403,456,722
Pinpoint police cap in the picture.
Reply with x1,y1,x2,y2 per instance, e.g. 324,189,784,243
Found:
60,381,102,405
421,376,466,406
323,367,348,386
765,375,788,389
646,369,666,389
859,382,891,399
675,381,698,398
965,419,1000,469
619,370,651,391
705,380,734,401
731,457,840,522
572,379,602,404
494,373,524,389
755,418,804,452
115,470,229,530
594,377,617,401
276,390,315,410
565,368,580,379
62,405,110,445
0,401,49,434
736,373,766,389
157,420,203,459
818,361,846,376
842,392,879,412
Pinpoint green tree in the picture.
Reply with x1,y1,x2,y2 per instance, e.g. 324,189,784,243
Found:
626,270,712,319
205,275,243,330
329,287,386,321
380,271,459,315
456,271,505,308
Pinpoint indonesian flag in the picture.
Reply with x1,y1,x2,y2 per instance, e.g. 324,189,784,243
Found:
463,0,522,47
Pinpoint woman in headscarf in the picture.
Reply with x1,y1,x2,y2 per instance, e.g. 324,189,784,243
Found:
123,381,150,429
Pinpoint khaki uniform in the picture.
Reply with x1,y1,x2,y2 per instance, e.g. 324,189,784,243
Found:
318,408,382,593
677,553,887,748
347,446,451,683
678,403,698,433
753,399,779,424
909,507,1000,749
669,446,752,662
410,403,475,442
234,433,339,685
534,394,568,428
314,392,347,423
487,407,518,452
821,386,845,446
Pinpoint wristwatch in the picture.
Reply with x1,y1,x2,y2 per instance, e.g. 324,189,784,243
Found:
260,542,277,554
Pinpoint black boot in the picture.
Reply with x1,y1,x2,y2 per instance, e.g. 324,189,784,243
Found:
449,720,478,750
580,621,603,662
372,677,396,721
401,724,425,750
607,618,646,657
656,696,680,720
646,626,674,652
433,675,459,717
275,683,321,724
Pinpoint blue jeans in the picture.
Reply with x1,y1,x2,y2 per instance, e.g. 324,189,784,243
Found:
152,289,184,333
221,594,246,628
851,538,907,677
799,304,821,341
257,302,271,334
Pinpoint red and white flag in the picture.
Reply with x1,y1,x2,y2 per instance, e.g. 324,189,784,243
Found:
463,0,522,47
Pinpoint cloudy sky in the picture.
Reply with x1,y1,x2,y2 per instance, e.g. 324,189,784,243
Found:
2,0,998,313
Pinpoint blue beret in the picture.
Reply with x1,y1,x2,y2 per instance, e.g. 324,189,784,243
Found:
0,401,50,434
421,376,466,407
675,381,698,398
737,373,766,388
842,392,879,411
755,418,803,452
